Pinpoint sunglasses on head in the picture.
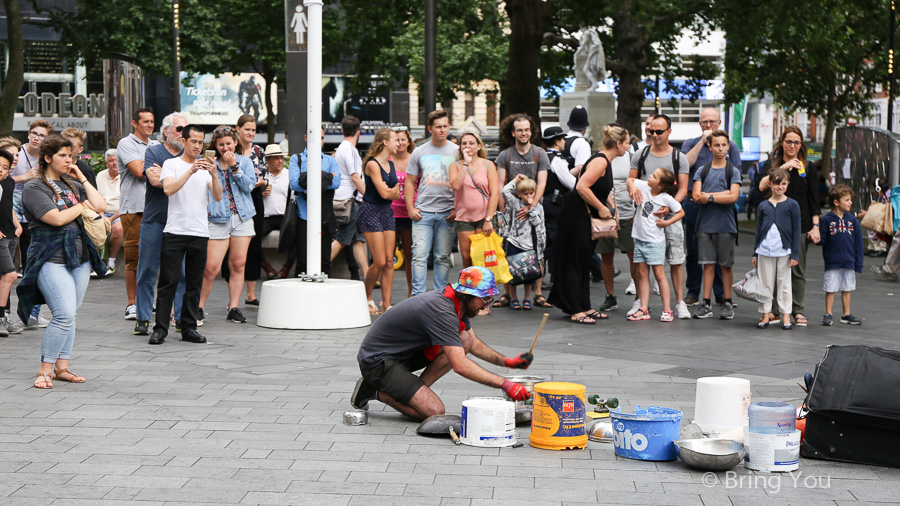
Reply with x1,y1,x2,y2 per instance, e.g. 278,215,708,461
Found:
214,127,234,135
393,126,409,132
648,129,668,136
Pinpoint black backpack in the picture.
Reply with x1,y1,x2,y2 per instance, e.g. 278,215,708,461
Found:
698,161,740,243
636,146,680,180
561,135,592,169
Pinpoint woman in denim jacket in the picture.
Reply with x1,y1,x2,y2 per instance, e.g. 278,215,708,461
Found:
199,126,258,324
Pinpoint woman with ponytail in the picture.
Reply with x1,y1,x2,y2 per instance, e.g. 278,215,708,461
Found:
17,134,107,389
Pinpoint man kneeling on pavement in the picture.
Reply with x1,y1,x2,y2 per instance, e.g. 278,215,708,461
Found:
352,266,533,420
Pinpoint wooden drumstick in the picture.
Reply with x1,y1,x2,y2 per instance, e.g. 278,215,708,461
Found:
529,313,549,355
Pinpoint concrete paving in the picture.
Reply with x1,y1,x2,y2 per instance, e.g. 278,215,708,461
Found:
2,236,900,505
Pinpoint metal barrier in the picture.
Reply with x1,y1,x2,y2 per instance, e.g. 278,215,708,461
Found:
835,126,900,210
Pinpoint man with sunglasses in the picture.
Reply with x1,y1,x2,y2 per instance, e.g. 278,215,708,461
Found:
629,113,692,318
680,107,742,307
132,112,189,336
351,266,534,420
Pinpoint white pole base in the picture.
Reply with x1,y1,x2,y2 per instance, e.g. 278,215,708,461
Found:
256,278,371,330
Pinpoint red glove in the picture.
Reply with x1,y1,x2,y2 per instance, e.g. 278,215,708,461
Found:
504,352,534,369
501,379,530,401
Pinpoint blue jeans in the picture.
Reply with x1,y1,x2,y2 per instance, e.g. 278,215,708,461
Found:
38,261,91,363
411,211,454,295
683,199,724,300
136,220,185,322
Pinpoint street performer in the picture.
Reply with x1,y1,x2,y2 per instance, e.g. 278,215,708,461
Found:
351,266,534,420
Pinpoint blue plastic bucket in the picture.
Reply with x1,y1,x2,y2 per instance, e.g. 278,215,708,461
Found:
609,405,683,461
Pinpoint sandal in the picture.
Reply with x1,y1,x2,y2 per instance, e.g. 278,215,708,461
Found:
783,323,793,330
570,314,596,325
585,310,608,320
492,294,511,307
510,299,521,310
660,309,674,322
533,295,553,308
52,368,85,383
793,314,808,327
522,300,532,310
34,371,53,389
367,300,380,315
627,308,651,321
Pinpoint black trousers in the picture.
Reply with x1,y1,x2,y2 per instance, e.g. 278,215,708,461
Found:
155,233,207,334
295,219,332,277
243,187,266,281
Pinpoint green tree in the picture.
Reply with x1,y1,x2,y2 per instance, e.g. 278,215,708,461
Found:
0,0,25,134
721,0,889,174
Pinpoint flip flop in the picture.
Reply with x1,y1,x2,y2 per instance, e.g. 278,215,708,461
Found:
492,295,511,307
570,314,596,325
510,299,521,310
585,310,608,320
533,295,553,308
793,314,808,327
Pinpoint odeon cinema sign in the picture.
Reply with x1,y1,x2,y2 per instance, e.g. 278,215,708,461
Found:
14,92,106,132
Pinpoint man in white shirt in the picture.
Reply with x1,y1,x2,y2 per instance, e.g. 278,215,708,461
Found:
96,149,123,272
331,115,369,280
259,144,292,278
148,125,222,346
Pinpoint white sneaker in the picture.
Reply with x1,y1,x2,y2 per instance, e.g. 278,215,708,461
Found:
124,304,137,320
675,300,691,319
653,281,660,295
625,279,636,295
627,299,642,317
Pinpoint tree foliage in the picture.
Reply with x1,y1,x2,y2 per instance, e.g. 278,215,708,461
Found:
720,0,889,173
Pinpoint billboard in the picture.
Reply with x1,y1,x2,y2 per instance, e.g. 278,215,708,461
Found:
180,72,277,125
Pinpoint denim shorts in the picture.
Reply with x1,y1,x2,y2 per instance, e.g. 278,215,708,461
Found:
209,213,256,240
633,238,666,266
0,236,17,274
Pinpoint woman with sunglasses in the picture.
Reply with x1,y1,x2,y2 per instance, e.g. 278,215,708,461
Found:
757,126,820,327
232,115,269,306
198,126,258,324
391,126,415,298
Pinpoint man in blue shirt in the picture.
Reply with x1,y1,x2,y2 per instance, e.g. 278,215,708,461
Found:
288,128,341,276
681,107,742,306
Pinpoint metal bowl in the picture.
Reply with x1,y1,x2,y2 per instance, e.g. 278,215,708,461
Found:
586,419,614,443
343,410,369,426
674,439,745,471
502,375,544,404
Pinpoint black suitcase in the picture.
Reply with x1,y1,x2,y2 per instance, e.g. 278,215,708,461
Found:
801,345,900,467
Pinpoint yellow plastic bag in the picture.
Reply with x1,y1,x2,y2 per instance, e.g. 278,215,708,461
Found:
469,233,512,284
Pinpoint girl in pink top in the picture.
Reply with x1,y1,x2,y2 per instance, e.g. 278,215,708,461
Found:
449,132,499,269
391,127,414,297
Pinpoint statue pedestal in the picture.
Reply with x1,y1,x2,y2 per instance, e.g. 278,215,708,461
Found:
560,91,616,148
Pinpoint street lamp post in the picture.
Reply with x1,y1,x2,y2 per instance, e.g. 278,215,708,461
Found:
889,0,895,131
424,0,436,129
173,0,181,110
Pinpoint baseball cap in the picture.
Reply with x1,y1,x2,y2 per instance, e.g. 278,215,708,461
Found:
450,266,499,297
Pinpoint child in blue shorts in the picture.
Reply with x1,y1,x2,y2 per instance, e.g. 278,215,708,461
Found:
626,168,684,322
819,184,864,325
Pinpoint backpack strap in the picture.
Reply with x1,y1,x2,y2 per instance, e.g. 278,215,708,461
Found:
636,146,651,179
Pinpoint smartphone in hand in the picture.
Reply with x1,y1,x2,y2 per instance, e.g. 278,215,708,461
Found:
204,150,216,163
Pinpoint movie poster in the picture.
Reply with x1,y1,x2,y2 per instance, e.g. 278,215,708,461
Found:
180,72,277,125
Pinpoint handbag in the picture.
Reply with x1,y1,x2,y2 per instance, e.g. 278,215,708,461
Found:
575,157,619,240
507,225,542,285
80,207,111,248
469,232,513,284
732,268,772,304
278,192,298,253
333,198,352,224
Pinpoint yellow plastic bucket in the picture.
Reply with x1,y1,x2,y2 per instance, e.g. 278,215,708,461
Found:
529,382,588,450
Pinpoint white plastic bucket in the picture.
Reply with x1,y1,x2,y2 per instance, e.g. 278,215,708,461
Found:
693,377,751,436
460,397,516,447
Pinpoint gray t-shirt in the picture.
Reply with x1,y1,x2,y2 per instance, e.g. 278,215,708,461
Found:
22,178,88,263
494,145,550,181
692,163,742,234
406,141,458,213
357,289,470,368
630,147,690,181
116,133,159,214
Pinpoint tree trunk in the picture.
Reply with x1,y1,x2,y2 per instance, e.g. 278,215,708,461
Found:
0,0,25,135
611,3,648,138
821,78,837,176
502,0,548,127
263,62,276,145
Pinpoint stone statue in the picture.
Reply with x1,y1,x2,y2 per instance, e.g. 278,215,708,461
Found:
573,28,606,92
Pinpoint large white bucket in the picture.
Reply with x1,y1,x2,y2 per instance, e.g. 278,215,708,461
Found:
693,377,751,436
460,397,516,447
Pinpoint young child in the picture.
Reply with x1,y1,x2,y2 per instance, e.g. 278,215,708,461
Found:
819,184,864,325
691,130,742,320
752,167,801,329
501,175,546,310
626,168,684,322
0,149,23,336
